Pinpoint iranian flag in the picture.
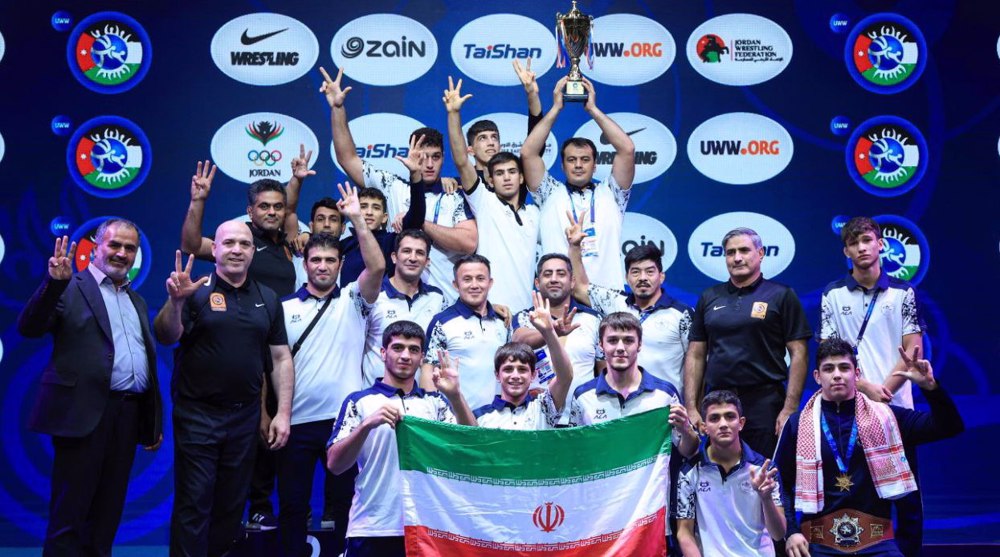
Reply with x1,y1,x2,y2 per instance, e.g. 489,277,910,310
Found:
397,408,671,557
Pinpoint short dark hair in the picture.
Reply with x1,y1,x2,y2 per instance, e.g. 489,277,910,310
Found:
535,253,572,278
94,217,139,244
722,227,763,250
411,127,444,149
560,137,597,161
394,229,431,253
486,152,522,176
599,312,643,343
453,253,491,277
247,179,286,206
310,197,340,222
494,342,537,372
840,216,881,246
817,338,858,368
467,119,499,145
624,244,663,273
357,186,387,209
303,232,341,260
382,320,425,348
701,390,743,418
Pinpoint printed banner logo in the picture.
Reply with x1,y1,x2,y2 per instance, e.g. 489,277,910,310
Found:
687,14,792,86
461,112,558,170
211,112,318,184
873,215,929,285
687,112,793,185
66,116,152,198
587,14,675,86
211,13,319,86
451,14,555,86
332,14,437,86
621,213,678,272
845,13,926,94
66,12,152,93
572,113,676,185
332,112,425,176
70,216,153,288
688,212,795,281
846,116,927,197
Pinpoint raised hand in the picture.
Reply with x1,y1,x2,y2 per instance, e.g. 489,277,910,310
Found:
564,210,586,247
528,291,554,335
552,76,569,110
48,236,76,280
190,160,217,202
554,306,580,337
512,58,538,96
894,345,937,390
395,133,429,176
750,459,779,498
433,349,462,397
442,76,472,113
441,177,460,195
336,182,362,221
581,76,598,113
319,66,353,108
166,250,210,301
290,144,316,181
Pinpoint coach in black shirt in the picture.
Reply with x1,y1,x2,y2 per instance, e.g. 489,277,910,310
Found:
684,227,811,457
155,220,293,557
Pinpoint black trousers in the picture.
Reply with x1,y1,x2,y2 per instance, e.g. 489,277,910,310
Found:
713,382,786,458
171,400,259,557
45,395,139,557
345,536,405,557
276,419,356,557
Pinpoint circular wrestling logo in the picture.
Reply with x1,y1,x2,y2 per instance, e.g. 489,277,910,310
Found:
845,13,926,94
846,116,927,197
69,216,153,288
872,215,929,286
66,116,152,198
66,12,152,93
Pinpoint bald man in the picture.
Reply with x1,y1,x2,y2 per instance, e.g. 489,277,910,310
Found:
155,220,294,557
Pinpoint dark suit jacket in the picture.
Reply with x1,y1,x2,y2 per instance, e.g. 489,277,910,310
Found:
17,271,162,445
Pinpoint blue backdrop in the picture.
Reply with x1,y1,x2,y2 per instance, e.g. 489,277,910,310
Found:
0,0,997,546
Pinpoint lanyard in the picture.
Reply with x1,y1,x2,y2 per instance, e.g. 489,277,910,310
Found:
853,289,880,355
432,194,444,224
820,412,858,475
568,188,596,224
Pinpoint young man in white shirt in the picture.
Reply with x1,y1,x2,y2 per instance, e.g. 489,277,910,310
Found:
475,293,579,430
675,390,785,557
326,320,475,557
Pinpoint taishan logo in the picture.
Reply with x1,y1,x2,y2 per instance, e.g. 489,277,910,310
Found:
450,14,555,86
66,116,152,198
532,502,565,533
66,12,152,93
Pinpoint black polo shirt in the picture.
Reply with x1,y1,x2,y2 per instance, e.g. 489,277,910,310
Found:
172,273,287,406
689,275,811,389
246,222,296,298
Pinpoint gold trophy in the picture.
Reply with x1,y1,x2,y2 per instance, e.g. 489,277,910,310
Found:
556,1,594,103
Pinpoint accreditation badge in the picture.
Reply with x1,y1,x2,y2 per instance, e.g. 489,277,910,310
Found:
209,292,227,312
750,301,768,319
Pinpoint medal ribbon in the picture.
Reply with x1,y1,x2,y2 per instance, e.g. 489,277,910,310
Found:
820,412,858,475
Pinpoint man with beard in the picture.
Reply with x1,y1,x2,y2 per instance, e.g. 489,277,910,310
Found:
277,183,385,557
155,220,293,557
444,76,540,310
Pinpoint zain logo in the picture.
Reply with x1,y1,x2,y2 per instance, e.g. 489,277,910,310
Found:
846,14,926,94
341,36,426,59
696,34,729,62
67,12,152,94
247,121,284,167
532,502,565,533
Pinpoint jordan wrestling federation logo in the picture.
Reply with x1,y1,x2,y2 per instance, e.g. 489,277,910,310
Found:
67,12,152,94
845,13,926,94
66,116,153,198
695,35,729,63
846,116,927,197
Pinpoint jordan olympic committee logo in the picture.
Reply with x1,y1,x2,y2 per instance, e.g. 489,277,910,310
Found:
211,112,319,184
846,116,927,197
687,14,792,86
66,12,152,93
211,13,319,86
873,215,929,285
66,116,152,198
69,216,154,288
845,13,926,94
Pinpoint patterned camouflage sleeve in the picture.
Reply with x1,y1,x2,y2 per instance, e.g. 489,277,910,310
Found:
678,308,692,354
424,320,447,365
534,172,560,205
587,283,624,317
328,398,363,448
606,174,631,216
901,287,923,335
674,467,697,520
435,393,457,424
819,291,839,341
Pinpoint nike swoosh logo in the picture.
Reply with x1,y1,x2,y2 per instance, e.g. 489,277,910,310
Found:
712,305,726,311
255,303,265,308
256,246,267,252
241,28,288,46
599,128,645,145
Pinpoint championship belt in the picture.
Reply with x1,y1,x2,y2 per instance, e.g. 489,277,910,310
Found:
801,509,894,552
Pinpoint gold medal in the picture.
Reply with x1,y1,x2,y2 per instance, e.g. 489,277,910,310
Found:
834,473,854,492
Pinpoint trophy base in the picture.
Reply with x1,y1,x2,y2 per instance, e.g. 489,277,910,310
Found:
564,80,588,103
